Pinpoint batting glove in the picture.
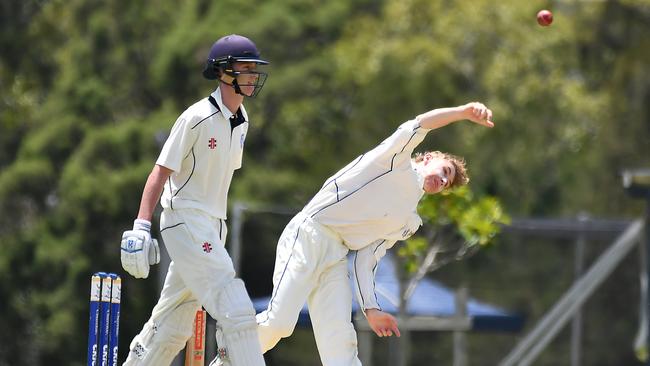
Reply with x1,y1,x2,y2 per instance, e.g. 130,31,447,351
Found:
120,219,161,279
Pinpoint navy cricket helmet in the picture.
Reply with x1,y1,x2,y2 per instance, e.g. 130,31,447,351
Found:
202,34,269,97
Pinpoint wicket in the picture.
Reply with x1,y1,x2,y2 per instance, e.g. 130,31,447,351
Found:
87,272,121,366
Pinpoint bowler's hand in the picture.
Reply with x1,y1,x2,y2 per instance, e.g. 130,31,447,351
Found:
462,102,494,128
366,309,401,338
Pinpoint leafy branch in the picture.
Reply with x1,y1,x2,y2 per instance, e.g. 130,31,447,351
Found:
397,186,510,299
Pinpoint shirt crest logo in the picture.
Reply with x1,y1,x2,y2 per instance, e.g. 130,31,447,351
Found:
202,242,213,253
240,133,245,148
208,138,217,149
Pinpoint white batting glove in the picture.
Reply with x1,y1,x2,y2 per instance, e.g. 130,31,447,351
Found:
120,219,160,279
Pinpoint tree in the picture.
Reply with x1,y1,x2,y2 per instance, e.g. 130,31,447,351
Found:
389,186,509,365
1,0,649,364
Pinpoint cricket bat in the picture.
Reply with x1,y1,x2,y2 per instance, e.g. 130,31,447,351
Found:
185,309,207,366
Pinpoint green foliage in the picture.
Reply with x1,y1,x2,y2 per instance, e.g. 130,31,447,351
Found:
1,0,649,364
398,186,510,274
419,186,510,246
398,236,429,274
330,0,637,216
0,73,36,168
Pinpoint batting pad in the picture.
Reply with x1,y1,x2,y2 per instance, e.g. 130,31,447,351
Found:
211,279,265,366
123,301,199,366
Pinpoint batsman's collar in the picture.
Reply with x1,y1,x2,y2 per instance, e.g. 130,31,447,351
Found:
411,160,426,193
210,87,249,122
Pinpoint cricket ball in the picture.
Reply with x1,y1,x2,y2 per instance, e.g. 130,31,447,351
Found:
537,9,553,26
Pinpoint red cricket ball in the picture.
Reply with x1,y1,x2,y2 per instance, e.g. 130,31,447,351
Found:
537,9,553,26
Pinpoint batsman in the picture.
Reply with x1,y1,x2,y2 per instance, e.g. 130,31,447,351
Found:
119,34,269,366
256,102,494,365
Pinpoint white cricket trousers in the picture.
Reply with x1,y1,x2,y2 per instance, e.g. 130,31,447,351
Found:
124,208,237,365
256,212,362,366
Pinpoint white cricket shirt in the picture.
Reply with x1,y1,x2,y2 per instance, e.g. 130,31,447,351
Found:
156,88,249,219
303,119,431,311
303,119,429,249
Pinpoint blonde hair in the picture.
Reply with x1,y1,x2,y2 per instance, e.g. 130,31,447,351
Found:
413,151,469,189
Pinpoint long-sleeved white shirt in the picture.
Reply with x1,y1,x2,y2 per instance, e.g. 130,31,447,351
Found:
303,119,430,311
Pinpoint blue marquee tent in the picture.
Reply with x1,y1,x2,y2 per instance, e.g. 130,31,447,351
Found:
253,253,524,332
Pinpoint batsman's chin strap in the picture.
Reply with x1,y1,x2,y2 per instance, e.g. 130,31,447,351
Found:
231,79,244,96
208,95,246,131
218,78,245,96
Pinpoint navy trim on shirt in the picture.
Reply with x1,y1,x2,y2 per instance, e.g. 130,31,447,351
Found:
190,95,222,130
230,109,246,131
353,240,385,311
208,95,246,131
310,131,418,218
171,148,196,201
161,222,186,232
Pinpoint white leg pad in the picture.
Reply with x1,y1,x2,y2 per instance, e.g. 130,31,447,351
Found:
208,279,265,366
123,301,198,366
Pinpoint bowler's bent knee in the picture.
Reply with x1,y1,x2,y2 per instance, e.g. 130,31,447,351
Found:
256,311,298,353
